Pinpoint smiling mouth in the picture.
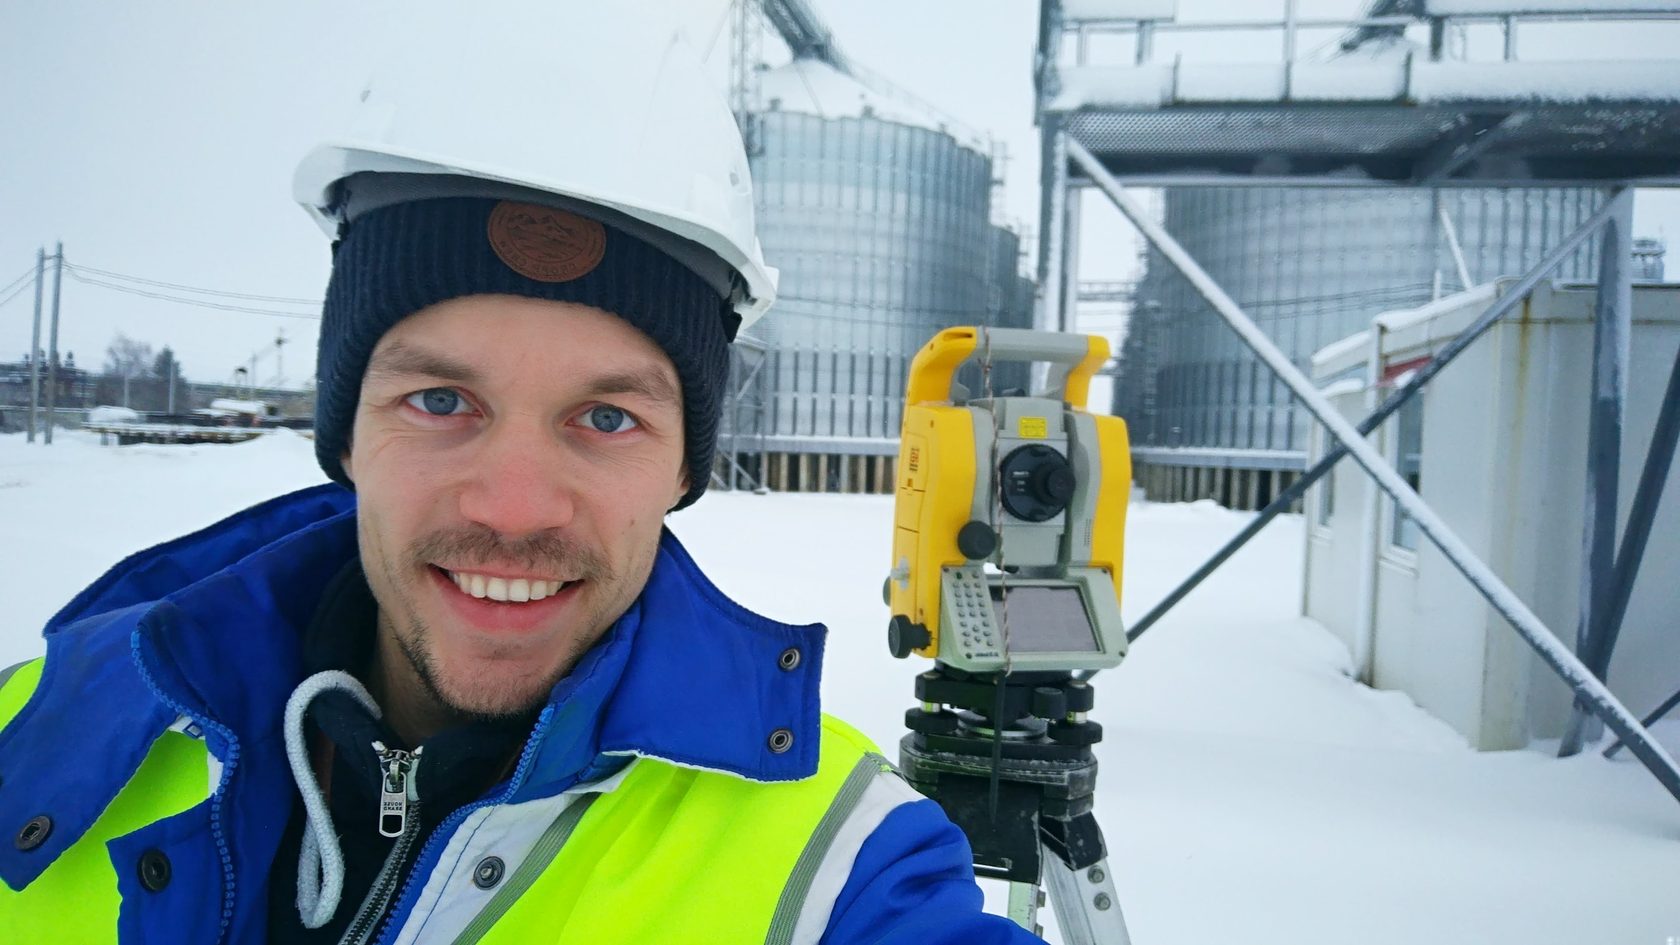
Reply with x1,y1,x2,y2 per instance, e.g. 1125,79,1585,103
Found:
434,567,579,603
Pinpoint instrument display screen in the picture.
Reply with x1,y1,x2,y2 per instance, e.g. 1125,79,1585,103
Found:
987,584,1100,653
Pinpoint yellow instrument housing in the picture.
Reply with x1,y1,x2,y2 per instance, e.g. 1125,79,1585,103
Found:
888,327,1130,662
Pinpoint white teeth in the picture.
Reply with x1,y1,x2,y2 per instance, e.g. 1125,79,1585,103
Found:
447,570,568,603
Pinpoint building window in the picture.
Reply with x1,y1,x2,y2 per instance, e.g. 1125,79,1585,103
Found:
1390,394,1423,551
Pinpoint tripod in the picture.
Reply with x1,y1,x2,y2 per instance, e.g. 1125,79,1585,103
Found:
899,667,1132,943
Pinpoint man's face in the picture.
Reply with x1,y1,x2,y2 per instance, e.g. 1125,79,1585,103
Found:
344,294,688,723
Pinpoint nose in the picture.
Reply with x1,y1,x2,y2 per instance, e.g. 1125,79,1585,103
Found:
456,415,576,537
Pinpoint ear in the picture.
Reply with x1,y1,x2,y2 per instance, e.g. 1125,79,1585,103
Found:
662,463,690,511
340,448,355,484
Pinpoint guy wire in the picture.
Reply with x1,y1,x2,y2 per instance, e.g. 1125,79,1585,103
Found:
981,326,1012,819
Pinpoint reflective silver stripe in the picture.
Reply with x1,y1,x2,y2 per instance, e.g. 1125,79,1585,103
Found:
782,764,930,945
449,793,599,945
763,753,893,945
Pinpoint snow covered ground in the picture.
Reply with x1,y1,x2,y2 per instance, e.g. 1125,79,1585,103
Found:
4,430,1679,944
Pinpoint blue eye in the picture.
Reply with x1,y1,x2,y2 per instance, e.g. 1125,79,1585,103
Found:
405,388,470,416
585,405,638,433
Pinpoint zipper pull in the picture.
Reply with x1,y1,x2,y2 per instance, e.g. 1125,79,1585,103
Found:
373,741,422,838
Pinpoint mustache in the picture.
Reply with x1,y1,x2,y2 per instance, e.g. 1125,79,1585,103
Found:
409,524,608,580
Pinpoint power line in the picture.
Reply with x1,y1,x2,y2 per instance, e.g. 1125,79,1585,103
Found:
64,262,321,306
63,268,322,319
0,264,37,300
0,277,35,311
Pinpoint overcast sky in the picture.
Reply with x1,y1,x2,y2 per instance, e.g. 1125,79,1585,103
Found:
2,1,1676,388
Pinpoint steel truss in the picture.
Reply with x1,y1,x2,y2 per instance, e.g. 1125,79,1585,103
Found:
1053,136,1680,806
1036,0,1680,810
716,334,771,494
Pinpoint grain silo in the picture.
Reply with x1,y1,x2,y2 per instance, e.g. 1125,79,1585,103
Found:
1114,186,1606,508
720,56,1033,493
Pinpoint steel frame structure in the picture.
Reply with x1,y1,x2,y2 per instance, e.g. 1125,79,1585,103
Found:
1035,0,1680,807
717,333,771,494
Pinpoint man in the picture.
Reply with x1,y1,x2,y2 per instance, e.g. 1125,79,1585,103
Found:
0,10,1044,945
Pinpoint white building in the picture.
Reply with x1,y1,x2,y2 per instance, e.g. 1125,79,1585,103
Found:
1304,280,1680,750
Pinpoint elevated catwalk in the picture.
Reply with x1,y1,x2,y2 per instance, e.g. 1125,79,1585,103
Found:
1044,2,1680,186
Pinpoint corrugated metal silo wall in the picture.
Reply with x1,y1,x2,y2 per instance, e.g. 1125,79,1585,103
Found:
1114,186,1606,457
741,111,1025,442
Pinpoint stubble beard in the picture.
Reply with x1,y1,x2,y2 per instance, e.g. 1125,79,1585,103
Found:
383,608,560,725
372,522,622,726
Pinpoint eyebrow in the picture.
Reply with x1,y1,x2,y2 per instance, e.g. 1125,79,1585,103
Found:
583,369,682,408
365,342,483,386
365,341,680,407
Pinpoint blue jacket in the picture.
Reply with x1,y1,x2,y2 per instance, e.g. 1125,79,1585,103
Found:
0,484,1039,943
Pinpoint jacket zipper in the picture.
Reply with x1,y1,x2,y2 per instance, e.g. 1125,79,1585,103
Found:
367,704,557,945
337,743,424,945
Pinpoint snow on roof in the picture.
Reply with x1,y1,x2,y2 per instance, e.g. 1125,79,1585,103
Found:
1314,284,1501,375
1061,0,1180,21
1178,64,1290,102
1052,59,1680,109
87,405,141,424
208,398,270,415
1055,60,1415,109
1290,62,1410,101
1312,328,1372,371
1424,0,1680,14
1375,282,1499,334
1412,60,1680,103
1320,376,1368,399
1051,65,1175,109
758,58,984,149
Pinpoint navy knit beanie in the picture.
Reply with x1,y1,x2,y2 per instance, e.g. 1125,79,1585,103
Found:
315,196,731,511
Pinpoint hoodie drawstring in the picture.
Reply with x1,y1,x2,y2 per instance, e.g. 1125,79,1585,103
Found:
283,669,383,929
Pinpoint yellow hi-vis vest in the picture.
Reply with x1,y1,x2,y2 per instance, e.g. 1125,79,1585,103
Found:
0,657,897,945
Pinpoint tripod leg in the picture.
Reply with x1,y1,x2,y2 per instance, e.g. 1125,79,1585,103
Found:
1042,850,1131,945
1006,882,1045,937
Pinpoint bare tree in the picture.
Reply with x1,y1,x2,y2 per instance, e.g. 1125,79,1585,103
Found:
103,333,154,380
99,333,155,410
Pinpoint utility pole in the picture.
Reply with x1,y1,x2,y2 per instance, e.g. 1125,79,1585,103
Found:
27,248,44,442
43,243,63,445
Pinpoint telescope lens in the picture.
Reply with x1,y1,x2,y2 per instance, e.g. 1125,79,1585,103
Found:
1038,465,1076,505
999,445,1075,522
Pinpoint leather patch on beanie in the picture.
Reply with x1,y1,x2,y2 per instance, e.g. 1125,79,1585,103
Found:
486,201,607,283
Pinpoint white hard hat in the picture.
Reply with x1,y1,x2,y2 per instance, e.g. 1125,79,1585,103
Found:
293,6,777,329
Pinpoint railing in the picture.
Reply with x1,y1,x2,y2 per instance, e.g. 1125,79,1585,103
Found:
720,345,913,444
1054,0,1680,67
713,341,1040,492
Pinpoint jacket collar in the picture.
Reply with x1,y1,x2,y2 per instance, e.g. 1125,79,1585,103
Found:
515,525,828,797
0,484,825,888
0,485,356,890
